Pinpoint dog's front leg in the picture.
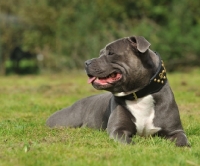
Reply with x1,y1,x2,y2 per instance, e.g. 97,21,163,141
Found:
107,105,137,144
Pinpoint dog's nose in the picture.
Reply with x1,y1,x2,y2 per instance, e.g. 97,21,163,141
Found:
85,60,92,66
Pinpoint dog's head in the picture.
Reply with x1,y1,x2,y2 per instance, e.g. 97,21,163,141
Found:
85,36,158,93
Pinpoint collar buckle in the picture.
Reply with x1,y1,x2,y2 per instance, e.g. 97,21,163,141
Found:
133,92,138,100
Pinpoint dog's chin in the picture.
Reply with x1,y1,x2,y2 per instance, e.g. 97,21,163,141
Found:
92,82,124,92
91,82,114,90
92,84,111,90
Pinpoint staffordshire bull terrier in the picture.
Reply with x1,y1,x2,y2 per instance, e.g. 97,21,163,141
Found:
46,36,189,147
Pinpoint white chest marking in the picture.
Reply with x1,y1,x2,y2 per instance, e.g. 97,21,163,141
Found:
126,95,161,137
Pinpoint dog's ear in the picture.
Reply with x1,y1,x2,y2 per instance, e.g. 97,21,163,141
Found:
129,36,151,53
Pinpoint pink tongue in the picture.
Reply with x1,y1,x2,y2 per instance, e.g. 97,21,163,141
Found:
88,77,97,84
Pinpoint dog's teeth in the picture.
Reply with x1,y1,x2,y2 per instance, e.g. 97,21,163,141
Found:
110,73,117,78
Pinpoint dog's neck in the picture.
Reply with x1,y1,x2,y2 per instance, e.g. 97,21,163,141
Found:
114,52,167,100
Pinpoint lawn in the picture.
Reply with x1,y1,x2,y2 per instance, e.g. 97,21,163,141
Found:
0,69,200,166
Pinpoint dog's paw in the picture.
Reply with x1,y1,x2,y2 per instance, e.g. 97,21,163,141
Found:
168,132,190,147
109,130,135,145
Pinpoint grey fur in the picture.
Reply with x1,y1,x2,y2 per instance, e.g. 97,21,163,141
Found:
46,36,189,147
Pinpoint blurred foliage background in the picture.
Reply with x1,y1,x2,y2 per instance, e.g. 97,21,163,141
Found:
0,0,200,75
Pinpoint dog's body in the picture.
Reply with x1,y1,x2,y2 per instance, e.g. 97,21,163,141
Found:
47,36,189,146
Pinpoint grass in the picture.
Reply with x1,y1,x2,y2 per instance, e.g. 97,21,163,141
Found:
0,68,200,166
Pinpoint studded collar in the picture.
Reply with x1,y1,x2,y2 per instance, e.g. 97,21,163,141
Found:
114,52,167,101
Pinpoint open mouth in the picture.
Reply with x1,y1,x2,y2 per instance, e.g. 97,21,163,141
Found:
87,72,122,85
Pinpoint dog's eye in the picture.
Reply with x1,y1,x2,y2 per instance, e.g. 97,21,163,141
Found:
108,52,114,55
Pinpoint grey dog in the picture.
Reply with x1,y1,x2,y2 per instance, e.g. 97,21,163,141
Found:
46,36,189,147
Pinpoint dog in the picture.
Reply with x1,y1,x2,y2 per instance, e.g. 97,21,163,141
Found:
46,36,189,147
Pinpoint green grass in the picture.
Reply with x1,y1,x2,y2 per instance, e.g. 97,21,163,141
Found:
0,69,200,166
